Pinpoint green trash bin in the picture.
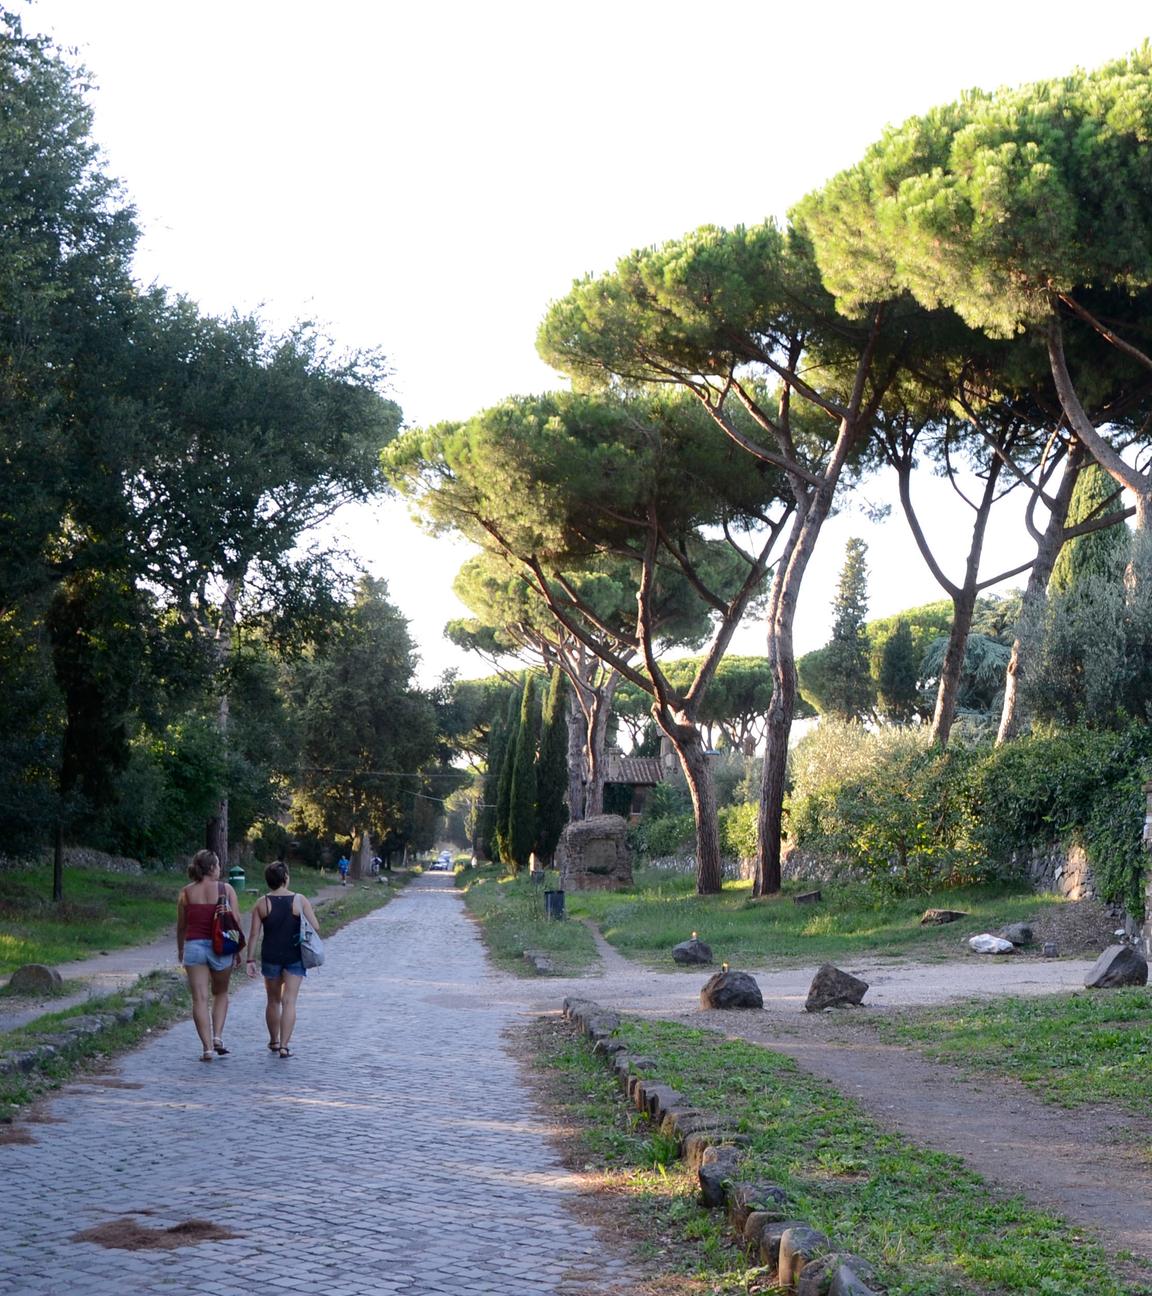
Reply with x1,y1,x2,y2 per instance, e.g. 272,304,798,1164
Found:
228,864,246,892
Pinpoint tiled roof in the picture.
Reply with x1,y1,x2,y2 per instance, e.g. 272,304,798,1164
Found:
604,754,665,786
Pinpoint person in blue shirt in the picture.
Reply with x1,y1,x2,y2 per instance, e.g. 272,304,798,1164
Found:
337,854,350,885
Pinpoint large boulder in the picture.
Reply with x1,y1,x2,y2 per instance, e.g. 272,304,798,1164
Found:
1000,922,1034,947
968,933,1016,955
8,964,63,994
700,969,763,1010
672,937,713,965
555,814,632,891
1085,944,1149,989
805,964,868,1012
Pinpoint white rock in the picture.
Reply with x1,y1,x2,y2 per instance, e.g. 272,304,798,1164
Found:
969,933,1015,954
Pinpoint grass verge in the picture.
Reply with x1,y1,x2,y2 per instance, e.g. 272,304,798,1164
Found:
607,1017,1142,1296
460,867,599,975
528,1014,751,1293
568,869,1070,968
872,986,1152,1114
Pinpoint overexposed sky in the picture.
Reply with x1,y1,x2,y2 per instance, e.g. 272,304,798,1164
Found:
21,1,1152,680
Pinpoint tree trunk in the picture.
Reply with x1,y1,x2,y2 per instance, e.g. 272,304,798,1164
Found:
661,718,722,895
53,819,64,903
349,826,369,881
997,443,1084,744
565,685,586,820
930,585,977,747
205,577,242,868
583,673,619,819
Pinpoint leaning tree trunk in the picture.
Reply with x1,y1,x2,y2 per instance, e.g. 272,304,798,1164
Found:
930,585,977,747
565,686,586,820
583,673,619,819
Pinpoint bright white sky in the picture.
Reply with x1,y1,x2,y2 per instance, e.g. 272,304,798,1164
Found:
21,0,1152,682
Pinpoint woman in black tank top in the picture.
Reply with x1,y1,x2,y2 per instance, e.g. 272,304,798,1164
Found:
245,861,322,1058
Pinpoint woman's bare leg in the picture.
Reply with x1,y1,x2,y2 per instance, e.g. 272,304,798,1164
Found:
279,974,304,1050
185,965,213,1053
209,966,231,1044
264,976,283,1046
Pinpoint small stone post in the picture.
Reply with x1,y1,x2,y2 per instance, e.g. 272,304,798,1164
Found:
1142,781,1152,955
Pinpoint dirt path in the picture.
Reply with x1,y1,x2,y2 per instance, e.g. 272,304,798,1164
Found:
520,926,1152,1271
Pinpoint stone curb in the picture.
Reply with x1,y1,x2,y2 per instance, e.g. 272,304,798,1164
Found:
0,972,186,1078
562,996,883,1296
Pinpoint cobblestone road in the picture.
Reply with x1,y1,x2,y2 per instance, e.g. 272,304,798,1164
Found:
2,875,641,1296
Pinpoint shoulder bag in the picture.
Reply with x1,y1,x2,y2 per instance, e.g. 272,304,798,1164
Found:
296,898,325,969
212,882,246,957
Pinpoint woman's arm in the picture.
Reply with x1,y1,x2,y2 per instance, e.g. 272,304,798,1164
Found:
176,890,187,962
245,898,266,977
299,895,321,933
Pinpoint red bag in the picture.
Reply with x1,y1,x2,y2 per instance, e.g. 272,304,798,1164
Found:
211,882,246,957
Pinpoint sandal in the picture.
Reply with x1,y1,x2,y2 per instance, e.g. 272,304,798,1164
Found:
200,1050,213,1063
212,1039,230,1056
278,1047,293,1058
267,1040,280,1052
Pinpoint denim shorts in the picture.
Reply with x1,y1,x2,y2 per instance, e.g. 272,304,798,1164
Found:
261,961,306,979
183,939,234,973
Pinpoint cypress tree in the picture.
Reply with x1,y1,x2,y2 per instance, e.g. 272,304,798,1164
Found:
877,619,919,724
476,711,506,861
493,686,521,867
1049,463,1129,595
508,674,539,872
535,668,569,865
823,538,875,721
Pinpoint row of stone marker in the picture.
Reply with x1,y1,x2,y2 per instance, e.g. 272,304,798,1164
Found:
562,997,880,1295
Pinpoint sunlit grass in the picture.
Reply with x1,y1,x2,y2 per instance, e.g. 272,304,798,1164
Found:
875,986,1152,1112
614,1019,1129,1296
567,868,1065,968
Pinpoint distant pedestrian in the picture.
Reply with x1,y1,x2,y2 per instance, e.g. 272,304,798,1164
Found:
337,853,350,885
176,849,242,1063
245,861,322,1058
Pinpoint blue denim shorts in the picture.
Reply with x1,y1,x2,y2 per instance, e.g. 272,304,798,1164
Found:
183,939,234,972
261,961,306,979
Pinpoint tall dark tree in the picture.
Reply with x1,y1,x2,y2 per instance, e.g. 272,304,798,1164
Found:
877,619,918,725
822,539,874,722
493,686,521,867
508,675,539,872
536,668,569,865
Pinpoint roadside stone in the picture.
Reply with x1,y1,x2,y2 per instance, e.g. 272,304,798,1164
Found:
699,1143,744,1207
743,1207,790,1251
522,950,556,974
968,933,1016,954
805,964,868,1012
639,1083,683,1123
759,1219,809,1271
727,1181,788,1233
700,969,763,1009
0,1045,56,1074
672,937,713,965
592,1036,627,1057
779,1225,833,1288
685,1130,749,1171
829,1257,883,1296
1085,944,1149,988
920,908,967,925
1000,922,1034,947
583,1009,621,1039
8,963,63,994
798,1252,880,1296
794,889,823,904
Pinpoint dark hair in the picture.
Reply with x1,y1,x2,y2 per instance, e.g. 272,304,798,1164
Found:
264,861,289,890
188,849,220,881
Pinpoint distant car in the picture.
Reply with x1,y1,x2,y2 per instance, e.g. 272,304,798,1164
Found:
430,850,453,871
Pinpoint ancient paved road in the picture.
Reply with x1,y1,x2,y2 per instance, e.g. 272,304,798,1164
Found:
1,874,640,1296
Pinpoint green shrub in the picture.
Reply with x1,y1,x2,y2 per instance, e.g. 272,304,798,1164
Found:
719,800,757,861
630,812,696,859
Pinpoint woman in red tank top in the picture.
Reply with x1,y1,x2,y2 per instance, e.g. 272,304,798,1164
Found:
176,849,242,1062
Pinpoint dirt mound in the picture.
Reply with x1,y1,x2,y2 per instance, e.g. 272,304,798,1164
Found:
72,1217,240,1250
1025,898,1126,956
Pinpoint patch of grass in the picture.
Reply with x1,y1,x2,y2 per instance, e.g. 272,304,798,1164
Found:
568,868,1065,968
461,871,599,975
0,971,190,1117
874,987,1152,1114
529,1017,753,1292
613,1018,1132,1296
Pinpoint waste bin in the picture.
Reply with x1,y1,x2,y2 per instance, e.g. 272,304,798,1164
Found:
228,864,246,892
544,889,565,920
